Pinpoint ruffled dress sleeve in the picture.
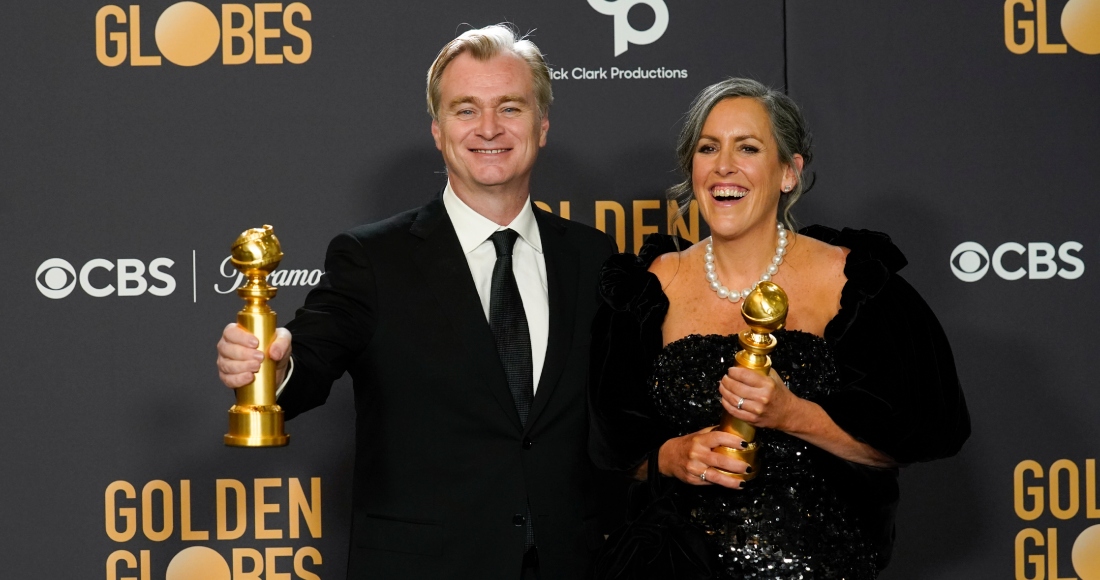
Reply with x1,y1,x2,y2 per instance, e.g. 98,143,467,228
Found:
588,235,685,472
803,225,971,464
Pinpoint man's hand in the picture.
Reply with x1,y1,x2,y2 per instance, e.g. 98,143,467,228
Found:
216,323,292,388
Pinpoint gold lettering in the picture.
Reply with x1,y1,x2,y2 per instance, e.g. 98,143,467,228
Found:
254,3,284,64
266,547,294,580
294,547,323,580
633,200,660,254
668,200,699,243
1049,459,1079,520
1015,460,1044,520
222,5,254,65
233,548,264,580
283,3,312,64
1036,0,1067,53
179,480,209,540
1015,528,1044,580
216,479,247,540
1088,459,1099,518
289,477,322,539
106,549,137,580
595,201,626,252
128,6,161,66
255,478,283,539
105,480,137,542
141,480,173,541
559,201,571,220
1046,528,1074,580
1005,0,1036,54
96,6,127,66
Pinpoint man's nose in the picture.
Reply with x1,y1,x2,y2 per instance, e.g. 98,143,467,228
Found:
476,110,503,139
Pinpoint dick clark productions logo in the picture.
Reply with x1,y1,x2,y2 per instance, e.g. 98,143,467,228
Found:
587,0,669,56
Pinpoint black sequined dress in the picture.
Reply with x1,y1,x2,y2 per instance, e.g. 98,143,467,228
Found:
589,227,971,579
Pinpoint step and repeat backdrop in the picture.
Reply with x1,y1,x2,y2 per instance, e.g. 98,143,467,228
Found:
1,1,1097,578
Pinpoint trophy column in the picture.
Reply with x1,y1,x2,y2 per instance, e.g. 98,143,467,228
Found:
712,280,788,481
224,225,289,447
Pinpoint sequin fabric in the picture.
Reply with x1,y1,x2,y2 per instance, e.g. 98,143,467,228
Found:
651,331,879,579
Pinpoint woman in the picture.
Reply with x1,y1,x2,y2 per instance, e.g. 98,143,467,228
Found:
590,78,970,578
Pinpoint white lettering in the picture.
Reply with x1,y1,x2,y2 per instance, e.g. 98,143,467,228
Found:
116,259,148,296
148,258,176,296
993,242,1027,280
80,258,116,297
1058,241,1085,279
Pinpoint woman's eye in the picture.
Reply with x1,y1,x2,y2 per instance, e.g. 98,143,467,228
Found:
697,144,716,153
740,145,759,153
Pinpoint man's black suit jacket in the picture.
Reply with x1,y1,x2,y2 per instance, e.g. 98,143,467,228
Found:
280,197,616,579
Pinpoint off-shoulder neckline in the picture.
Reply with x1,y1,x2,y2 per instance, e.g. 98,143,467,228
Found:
606,226,907,342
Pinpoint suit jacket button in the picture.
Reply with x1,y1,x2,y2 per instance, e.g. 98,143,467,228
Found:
522,437,533,450
513,514,526,526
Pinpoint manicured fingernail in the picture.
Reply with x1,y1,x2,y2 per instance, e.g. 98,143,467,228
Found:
253,352,265,361
740,441,748,448
746,467,754,474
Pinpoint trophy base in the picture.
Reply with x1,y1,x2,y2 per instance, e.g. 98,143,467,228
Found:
224,404,289,447
712,442,758,481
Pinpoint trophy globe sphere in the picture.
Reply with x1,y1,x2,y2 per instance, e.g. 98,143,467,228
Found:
231,225,283,277
741,281,789,334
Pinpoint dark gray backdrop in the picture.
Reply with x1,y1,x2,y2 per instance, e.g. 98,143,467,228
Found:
2,1,1096,578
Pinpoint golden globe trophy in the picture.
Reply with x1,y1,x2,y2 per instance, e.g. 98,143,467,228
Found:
713,280,788,481
224,225,289,447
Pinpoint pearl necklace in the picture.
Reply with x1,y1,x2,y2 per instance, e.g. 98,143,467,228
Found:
704,223,787,303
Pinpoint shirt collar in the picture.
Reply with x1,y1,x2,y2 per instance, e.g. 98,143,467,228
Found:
442,181,543,255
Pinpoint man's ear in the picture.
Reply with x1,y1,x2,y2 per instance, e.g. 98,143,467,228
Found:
431,119,442,151
538,115,549,148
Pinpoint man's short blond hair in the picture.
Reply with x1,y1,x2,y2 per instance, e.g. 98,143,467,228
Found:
426,24,553,120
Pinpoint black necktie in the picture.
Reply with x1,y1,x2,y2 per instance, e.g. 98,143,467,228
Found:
489,229,534,425
488,229,536,550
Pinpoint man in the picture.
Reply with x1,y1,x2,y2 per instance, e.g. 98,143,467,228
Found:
216,25,616,579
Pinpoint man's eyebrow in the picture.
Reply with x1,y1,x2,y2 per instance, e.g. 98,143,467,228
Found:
446,94,529,109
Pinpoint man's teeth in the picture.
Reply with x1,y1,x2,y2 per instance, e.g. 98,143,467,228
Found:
713,188,747,199
473,149,507,153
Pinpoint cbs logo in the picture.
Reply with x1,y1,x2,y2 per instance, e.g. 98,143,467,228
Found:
36,257,175,299
587,0,669,56
1004,0,1100,55
96,1,311,67
950,241,1083,282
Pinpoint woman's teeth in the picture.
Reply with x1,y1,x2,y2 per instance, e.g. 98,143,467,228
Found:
712,187,747,199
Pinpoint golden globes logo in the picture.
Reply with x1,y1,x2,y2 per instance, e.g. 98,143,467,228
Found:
1014,459,1100,579
105,477,322,580
1004,0,1100,54
534,198,701,254
95,2,311,67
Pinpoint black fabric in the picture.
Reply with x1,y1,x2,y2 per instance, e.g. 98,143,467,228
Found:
281,197,618,579
592,449,718,580
588,227,970,570
489,229,535,426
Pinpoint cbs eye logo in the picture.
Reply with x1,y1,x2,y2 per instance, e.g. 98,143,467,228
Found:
950,241,1084,282
1004,0,1100,55
587,0,669,56
95,1,311,67
36,257,176,299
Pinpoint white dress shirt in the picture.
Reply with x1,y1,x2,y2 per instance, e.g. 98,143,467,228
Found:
278,183,549,397
442,182,549,394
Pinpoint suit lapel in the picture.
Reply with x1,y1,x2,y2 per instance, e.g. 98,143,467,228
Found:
526,209,579,432
410,198,523,432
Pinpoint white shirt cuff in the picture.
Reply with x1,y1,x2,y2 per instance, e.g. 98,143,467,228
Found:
275,356,294,400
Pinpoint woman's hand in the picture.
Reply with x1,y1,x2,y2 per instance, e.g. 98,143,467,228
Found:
719,366,804,432
657,427,752,489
